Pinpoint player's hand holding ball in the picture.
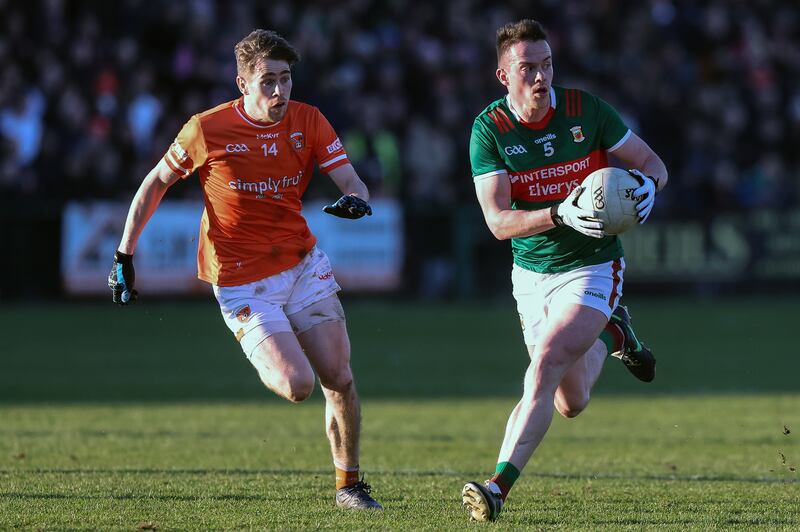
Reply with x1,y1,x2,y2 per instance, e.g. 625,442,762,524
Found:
108,250,138,305
628,169,657,224
550,187,605,239
323,194,373,219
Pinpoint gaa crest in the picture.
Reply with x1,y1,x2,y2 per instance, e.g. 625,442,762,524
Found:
290,131,304,150
570,125,585,143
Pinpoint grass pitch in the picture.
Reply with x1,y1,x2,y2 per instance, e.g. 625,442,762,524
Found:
1,298,799,529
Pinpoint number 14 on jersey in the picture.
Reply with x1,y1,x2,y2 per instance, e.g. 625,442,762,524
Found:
262,143,278,157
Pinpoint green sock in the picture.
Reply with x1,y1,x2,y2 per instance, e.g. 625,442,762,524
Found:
490,461,520,500
599,322,624,355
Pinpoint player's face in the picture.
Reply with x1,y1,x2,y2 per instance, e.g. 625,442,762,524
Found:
237,58,292,122
497,40,553,109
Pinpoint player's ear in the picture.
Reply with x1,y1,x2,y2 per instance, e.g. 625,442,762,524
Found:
496,68,509,87
236,75,248,95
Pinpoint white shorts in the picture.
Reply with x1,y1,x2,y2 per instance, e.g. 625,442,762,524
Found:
512,258,624,346
213,247,342,356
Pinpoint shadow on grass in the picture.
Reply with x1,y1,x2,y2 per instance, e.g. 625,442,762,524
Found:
2,468,797,485
2,298,799,402
1,492,265,501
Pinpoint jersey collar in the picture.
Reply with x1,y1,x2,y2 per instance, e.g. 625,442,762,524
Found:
505,87,557,130
233,97,283,128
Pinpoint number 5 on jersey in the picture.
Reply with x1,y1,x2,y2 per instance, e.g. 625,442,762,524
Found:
543,141,554,157
262,143,278,157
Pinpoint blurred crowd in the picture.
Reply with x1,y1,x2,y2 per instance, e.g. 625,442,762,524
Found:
2,0,800,216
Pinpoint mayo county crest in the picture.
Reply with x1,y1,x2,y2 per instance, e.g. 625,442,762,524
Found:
570,126,585,143
290,131,304,150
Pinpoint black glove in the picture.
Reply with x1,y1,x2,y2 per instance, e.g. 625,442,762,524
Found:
108,250,138,305
322,195,373,219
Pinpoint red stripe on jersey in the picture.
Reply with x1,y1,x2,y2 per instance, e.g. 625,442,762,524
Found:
487,111,498,131
489,111,507,133
496,112,509,133
572,90,578,116
609,259,622,309
568,89,577,117
565,90,572,116
495,107,515,131
576,90,582,116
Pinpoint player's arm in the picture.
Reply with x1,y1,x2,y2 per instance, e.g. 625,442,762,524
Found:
326,163,369,201
475,172,604,240
471,116,602,239
323,163,372,219
108,158,180,304
118,158,182,254
611,132,668,223
612,133,668,192
475,171,554,240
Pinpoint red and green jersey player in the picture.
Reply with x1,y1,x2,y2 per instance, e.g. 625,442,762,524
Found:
462,19,669,522
470,86,630,272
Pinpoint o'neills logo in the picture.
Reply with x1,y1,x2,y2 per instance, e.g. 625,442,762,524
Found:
228,171,303,195
235,305,252,323
584,290,607,300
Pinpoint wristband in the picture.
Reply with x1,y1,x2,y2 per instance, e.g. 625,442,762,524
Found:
550,205,564,227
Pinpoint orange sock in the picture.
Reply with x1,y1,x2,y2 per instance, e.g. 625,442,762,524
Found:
335,464,359,490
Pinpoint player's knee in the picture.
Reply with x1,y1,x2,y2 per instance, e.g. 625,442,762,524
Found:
286,377,315,403
276,372,315,403
555,387,590,418
556,399,588,418
319,366,353,393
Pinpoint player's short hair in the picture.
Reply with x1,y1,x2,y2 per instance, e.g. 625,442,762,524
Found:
235,29,300,76
496,19,548,64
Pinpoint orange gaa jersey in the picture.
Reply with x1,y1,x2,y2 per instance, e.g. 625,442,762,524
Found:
163,98,350,286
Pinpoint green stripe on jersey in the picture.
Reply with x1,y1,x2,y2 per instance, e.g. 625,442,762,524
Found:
470,86,629,273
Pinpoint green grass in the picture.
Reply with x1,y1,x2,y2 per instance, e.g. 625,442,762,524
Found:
1,398,798,529
1,298,799,528
2,297,797,401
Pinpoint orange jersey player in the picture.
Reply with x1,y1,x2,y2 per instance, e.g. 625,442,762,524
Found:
108,29,381,510
163,98,353,286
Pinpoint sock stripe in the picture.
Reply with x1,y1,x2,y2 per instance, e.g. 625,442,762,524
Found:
600,322,624,355
335,464,360,490
491,461,520,500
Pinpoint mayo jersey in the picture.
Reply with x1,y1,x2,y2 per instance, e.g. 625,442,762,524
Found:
164,98,350,286
470,86,630,273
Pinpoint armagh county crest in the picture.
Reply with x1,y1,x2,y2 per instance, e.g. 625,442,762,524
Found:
570,126,585,143
235,305,252,323
290,131,304,150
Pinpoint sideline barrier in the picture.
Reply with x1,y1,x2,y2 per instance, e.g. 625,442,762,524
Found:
61,199,404,295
